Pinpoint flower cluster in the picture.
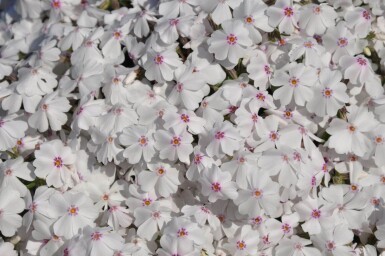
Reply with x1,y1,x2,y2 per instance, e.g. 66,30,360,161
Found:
0,0,385,255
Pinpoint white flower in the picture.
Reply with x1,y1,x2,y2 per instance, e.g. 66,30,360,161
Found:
267,0,298,34
276,236,321,256
0,114,28,151
138,162,181,198
223,225,260,256
298,4,337,36
51,191,99,239
271,63,317,106
306,69,349,117
28,92,71,132
235,170,282,218
143,48,182,83
120,126,156,164
155,16,194,44
207,20,252,64
199,165,238,202
312,224,354,256
206,120,242,157
246,51,273,90
0,188,25,237
154,128,194,164
345,7,373,38
326,105,379,157
15,66,58,96
81,226,124,256
163,109,206,135
0,157,34,196
233,0,273,44
34,140,77,188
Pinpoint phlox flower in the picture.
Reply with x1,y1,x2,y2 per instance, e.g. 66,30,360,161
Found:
31,220,64,256
100,25,129,59
276,236,321,256
294,196,332,235
81,226,124,256
207,20,252,65
345,7,373,38
154,128,193,164
159,0,196,18
370,124,385,167
134,202,172,240
0,188,25,237
88,128,123,164
138,162,181,198
233,0,273,44
205,120,242,157
323,21,360,64
101,204,132,231
15,66,58,97
143,48,182,83
28,92,71,132
298,4,337,36
155,15,194,44
271,62,317,106
163,109,206,135
0,114,28,151
119,126,156,164
167,65,209,111
157,235,196,256
51,191,99,239
34,140,77,188
235,170,282,218
234,100,264,136
339,55,384,97
306,69,349,117
99,104,138,134
23,186,57,231
246,51,273,90
69,61,104,96
267,0,298,35
223,225,260,256
186,146,214,181
0,157,34,196
311,224,354,256
288,37,325,67
71,97,106,133
28,40,61,67
326,105,379,157
199,165,238,203
0,45,18,80
182,205,221,230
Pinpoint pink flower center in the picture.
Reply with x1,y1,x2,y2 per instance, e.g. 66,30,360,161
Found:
245,16,254,24
152,211,160,218
337,37,348,47
4,169,12,176
176,83,183,92
194,154,203,164
356,57,367,66
227,34,238,45
362,10,371,20
303,41,314,48
311,176,317,186
313,6,321,14
256,92,266,101
201,206,210,214
295,243,303,250
253,216,263,225
289,77,300,88
350,184,359,192
157,167,166,175
269,131,279,141
177,228,188,237
284,7,294,17
113,30,122,40
254,189,263,198
91,232,103,241
281,223,291,234
41,104,49,111
215,131,225,140
264,65,272,75
68,205,79,216
283,110,293,119
251,113,258,122
171,136,181,146
53,157,63,168
236,240,247,250
0,120,4,127
348,125,356,133
375,136,384,144
322,88,333,98
325,241,336,251
154,54,164,65
29,202,38,213
51,0,61,9
142,198,152,206
169,19,179,26
311,209,321,219
138,136,148,146
211,182,221,192
371,197,380,206
180,114,190,123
